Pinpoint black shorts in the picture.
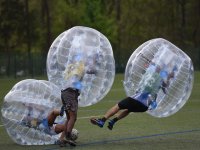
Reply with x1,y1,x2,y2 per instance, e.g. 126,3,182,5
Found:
61,88,80,112
118,97,148,112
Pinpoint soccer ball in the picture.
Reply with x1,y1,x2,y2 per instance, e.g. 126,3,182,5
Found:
71,129,79,141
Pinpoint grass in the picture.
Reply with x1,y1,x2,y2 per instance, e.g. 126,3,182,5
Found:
0,73,200,150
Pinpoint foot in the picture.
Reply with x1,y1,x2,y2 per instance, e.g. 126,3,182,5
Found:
90,118,105,128
107,120,115,130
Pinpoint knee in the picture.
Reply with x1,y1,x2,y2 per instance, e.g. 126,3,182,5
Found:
114,104,120,110
125,109,130,114
52,109,59,115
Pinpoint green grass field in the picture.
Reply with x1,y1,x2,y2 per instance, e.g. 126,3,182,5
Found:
0,73,200,150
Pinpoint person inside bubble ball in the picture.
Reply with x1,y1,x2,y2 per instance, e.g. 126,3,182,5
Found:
60,51,97,145
38,109,78,146
21,106,77,146
37,109,65,135
90,63,175,130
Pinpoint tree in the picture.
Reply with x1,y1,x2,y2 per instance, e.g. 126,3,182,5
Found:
24,0,33,77
0,0,25,76
41,0,52,56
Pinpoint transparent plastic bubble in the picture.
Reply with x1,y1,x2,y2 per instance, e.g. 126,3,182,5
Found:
1,79,64,145
124,38,194,117
47,26,115,107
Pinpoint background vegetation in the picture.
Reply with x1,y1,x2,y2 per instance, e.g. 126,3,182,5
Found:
0,0,200,77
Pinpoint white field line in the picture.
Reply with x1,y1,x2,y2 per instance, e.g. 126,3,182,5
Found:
0,115,104,127
77,115,102,120
0,108,199,127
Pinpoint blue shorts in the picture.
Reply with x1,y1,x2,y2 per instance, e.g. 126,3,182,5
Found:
38,119,57,135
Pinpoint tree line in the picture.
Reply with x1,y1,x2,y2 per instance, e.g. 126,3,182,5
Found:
0,0,200,76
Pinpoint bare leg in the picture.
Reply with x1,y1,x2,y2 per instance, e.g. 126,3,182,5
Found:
54,124,65,134
59,113,69,140
61,110,77,146
107,109,130,130
90,104,121,128
65,111,77,138
65,111,77,137
116,109,129,120
104,104,120,120
47,109,60,126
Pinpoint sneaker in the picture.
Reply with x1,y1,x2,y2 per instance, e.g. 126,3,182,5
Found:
90,118,105,128
107,120,115,130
